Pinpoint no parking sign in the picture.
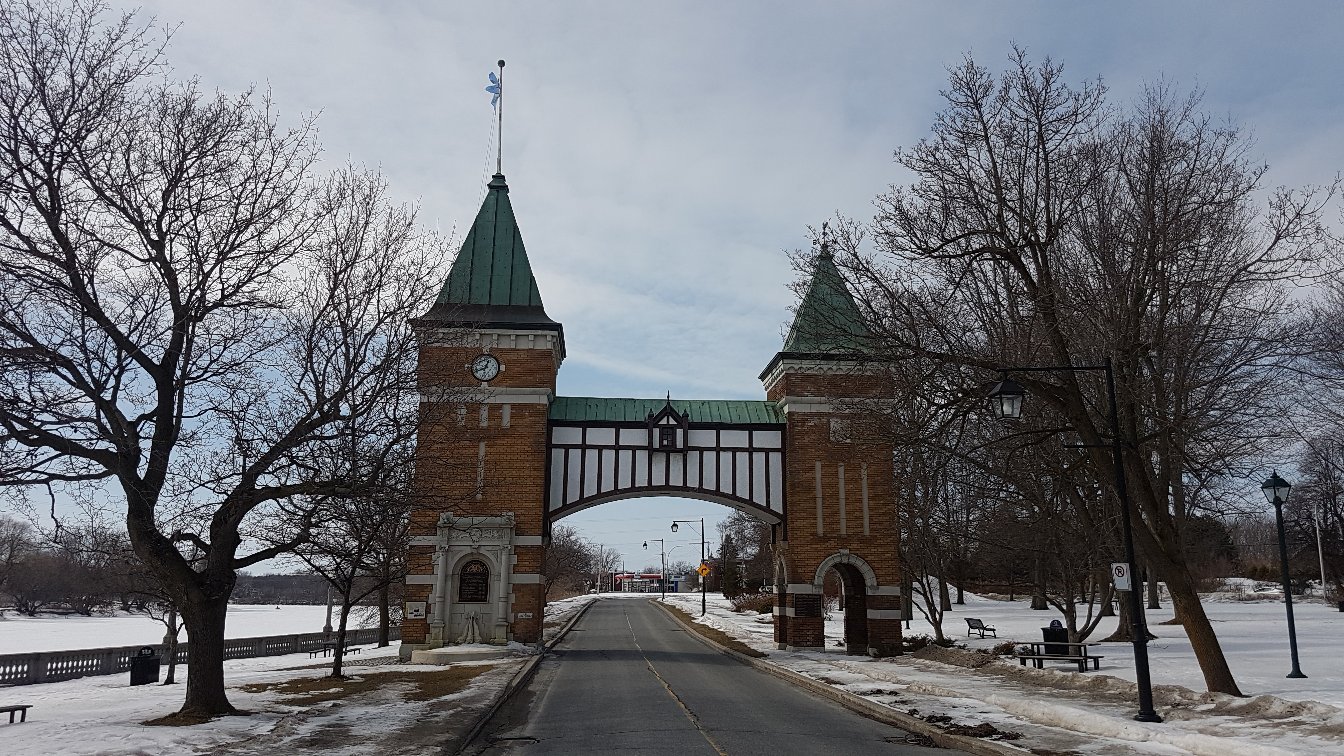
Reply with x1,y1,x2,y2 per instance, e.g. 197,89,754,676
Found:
1111,562,1132,591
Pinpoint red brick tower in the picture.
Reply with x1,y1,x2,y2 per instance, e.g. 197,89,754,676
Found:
401,172,561,655
759,237,903,656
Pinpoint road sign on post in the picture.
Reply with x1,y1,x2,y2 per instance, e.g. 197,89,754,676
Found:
1111,562,1132,591
697,563,711,577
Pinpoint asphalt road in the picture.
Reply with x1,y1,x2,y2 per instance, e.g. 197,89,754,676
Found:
465,599,954,755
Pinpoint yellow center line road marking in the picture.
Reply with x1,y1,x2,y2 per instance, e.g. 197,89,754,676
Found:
624,605,730,756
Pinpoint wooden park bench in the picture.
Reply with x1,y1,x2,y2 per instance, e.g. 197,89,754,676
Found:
1016,641,1105,673
1,704,32,724
965,618,997,638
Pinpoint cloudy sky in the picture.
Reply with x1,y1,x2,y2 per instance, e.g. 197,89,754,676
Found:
117,0,1344,574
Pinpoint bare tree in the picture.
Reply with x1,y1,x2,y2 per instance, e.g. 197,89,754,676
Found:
0,515,34,605
853,49,1337,695
0,2,450,719
542,525,593,598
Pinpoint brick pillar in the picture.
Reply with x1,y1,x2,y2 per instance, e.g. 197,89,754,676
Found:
865,592,903,656
786,593,825,650
511,543,546,643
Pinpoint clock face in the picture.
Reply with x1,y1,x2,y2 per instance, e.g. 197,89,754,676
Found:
470,354,501,382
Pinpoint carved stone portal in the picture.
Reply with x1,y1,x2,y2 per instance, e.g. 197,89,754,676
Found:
429,513,515,646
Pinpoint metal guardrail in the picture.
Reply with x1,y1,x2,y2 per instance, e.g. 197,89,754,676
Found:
0,625,400,686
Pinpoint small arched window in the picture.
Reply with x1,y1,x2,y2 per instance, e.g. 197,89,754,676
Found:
458,559,490,603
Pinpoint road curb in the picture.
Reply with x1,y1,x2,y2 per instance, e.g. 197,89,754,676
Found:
653,600,1030,756
454,598,597,754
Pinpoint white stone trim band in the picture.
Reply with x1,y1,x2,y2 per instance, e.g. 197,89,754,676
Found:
786,583,820,594
512,535,544,546
868,586,903,596
510,573,542,584
866,609,903,619
405,574,436,585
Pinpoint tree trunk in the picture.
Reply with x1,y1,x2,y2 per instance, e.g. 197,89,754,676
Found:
377,581,391,647
1031,558,1048,610
1165,565,1242,695
1103,594,1133,641
330,595,352,678
162,605,180,685
954,560,966,605
1147,563,1161,610
938,577,952,611
178,596,236,717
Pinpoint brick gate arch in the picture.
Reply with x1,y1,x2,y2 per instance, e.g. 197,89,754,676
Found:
400,172,904,658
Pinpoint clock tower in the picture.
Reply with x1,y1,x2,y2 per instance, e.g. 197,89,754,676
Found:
401,172,562,653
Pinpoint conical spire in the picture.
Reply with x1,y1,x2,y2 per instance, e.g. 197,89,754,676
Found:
779,237,870,354
420,173,560,330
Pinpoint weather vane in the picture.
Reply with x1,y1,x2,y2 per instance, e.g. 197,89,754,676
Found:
485,60,506,174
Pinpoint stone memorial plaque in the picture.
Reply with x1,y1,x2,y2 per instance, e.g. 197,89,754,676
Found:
458,559,490,603
405,601,427,619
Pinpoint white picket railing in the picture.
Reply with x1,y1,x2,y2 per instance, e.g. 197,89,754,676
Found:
0,625,399,686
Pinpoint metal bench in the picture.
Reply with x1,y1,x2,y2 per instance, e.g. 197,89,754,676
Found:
965,618,997,638
1,705,32,724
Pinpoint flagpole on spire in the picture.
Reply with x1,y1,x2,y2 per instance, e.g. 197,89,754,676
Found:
495,59,505,174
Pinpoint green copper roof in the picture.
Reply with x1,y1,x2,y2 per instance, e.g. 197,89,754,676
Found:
549,397,785,425
780,243,871,354
438,173,543,307
418,174,561,339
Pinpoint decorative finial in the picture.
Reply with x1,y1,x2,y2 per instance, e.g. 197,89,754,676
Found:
818,221,833,260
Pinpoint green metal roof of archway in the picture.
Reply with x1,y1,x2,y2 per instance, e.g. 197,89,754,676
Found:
549,397,785,425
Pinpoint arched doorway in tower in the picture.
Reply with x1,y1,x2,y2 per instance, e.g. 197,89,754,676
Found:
814,552,876,655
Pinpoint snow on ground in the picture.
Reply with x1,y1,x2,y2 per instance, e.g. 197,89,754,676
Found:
661,587,1344,756
0,605,332,653
0,597,599,755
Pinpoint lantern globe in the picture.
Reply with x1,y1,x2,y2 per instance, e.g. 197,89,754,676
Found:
1261,472,1291,505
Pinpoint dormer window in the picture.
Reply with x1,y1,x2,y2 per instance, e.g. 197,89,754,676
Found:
647,401,688,452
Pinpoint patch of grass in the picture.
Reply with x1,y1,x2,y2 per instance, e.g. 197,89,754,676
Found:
664,604,767,658
239,665,492,706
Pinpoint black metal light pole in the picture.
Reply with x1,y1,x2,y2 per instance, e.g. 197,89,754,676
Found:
672,518,707,615
989,356,1162,723
644,539,667,600
1262,472,1307,678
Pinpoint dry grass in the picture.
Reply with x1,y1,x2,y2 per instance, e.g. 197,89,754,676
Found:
663,604,767,658
239,665,492,706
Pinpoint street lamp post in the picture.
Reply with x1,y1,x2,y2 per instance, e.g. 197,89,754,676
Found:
988,356,1162,723
644,539,667,600
323,585,333,636
1262,472,1307,678
1313,502,1328,605
672,518,707,616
